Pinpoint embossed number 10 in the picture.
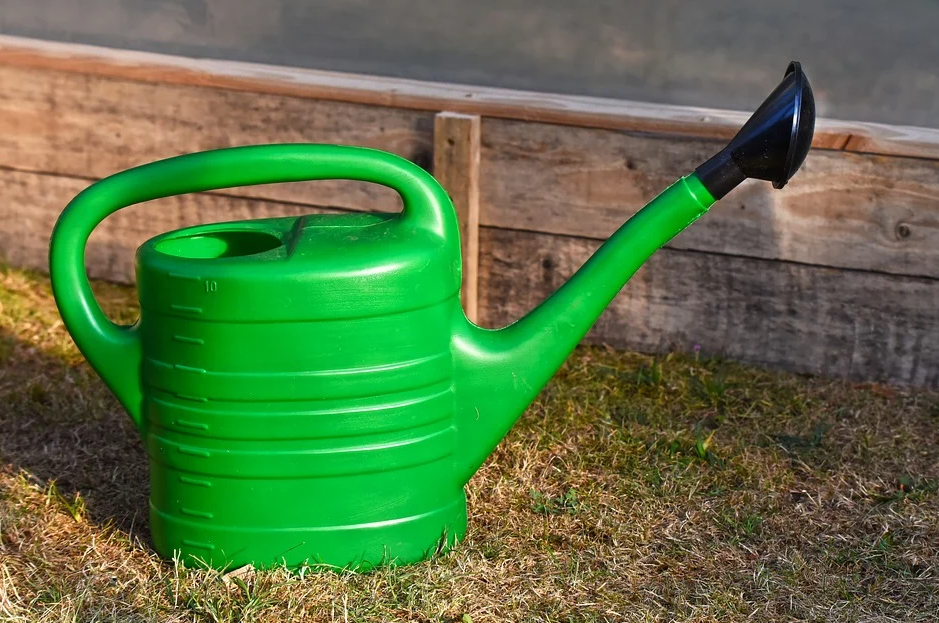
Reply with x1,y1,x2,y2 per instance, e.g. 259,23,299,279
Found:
205,280,218,293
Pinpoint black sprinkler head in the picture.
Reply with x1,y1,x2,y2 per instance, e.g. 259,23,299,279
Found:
695,61,816,199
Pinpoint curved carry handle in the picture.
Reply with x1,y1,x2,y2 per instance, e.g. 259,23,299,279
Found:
48,143,458,432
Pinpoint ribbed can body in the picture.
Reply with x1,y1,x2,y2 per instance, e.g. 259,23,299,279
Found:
135,215,466,570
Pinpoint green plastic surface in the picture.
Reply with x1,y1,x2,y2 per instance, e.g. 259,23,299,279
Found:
48,143,715,571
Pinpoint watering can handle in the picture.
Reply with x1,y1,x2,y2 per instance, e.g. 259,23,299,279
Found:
48,144,457,431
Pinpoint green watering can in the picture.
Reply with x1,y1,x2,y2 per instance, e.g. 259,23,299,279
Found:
49,62,815,571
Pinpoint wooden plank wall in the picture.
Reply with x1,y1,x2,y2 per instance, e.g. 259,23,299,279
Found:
477,120,939,388
0,36,936,389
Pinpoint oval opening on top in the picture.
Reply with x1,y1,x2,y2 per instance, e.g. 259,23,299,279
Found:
155,230,283,259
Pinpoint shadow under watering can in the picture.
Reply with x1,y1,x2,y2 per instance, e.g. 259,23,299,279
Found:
48,62,815,571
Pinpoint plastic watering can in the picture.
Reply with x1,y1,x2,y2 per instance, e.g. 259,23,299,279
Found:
48,62,815,571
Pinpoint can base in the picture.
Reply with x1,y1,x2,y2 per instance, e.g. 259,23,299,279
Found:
149,492,468,572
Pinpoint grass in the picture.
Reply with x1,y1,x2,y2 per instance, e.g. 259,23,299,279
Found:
1,264,938,622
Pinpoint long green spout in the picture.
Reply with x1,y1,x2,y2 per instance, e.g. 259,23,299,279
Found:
451,174,714,484
451,60,816,485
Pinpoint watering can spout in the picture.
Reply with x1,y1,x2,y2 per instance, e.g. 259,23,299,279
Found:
451,61,815,484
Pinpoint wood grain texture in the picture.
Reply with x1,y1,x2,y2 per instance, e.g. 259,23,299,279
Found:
481,118,939,279
478,226,939,389
434,112,481,322
0,62,433,213
1,34,938,161
0,168,338,284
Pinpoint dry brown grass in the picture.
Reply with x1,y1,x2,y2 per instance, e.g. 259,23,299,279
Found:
1,264,938,622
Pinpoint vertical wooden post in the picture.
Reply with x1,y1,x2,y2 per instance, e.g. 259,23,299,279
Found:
433,112,481,323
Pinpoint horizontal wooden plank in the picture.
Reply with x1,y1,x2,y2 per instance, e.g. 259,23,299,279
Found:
478,226,939,389
0,34,938,161
2,58,935,281
0,63,433,213
481,118,939,279
0,168,338,284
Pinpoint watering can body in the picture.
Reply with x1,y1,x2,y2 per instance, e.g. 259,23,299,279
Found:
48,145,714,571
138,212,467,569
50,146,478,570
48,63,815,571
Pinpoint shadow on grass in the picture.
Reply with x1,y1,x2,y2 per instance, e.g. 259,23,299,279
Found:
0,326,151,545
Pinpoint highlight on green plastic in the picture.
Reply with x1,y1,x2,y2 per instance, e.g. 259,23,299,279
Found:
47,62,814,571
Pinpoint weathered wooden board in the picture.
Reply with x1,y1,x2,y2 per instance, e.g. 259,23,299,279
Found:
434,112,481,323
2,34,939,161
0,168,338,284
481,118,939,279
478,227,939,389
0,63,433,213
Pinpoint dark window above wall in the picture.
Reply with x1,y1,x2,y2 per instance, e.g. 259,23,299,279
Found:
1,0,937,129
